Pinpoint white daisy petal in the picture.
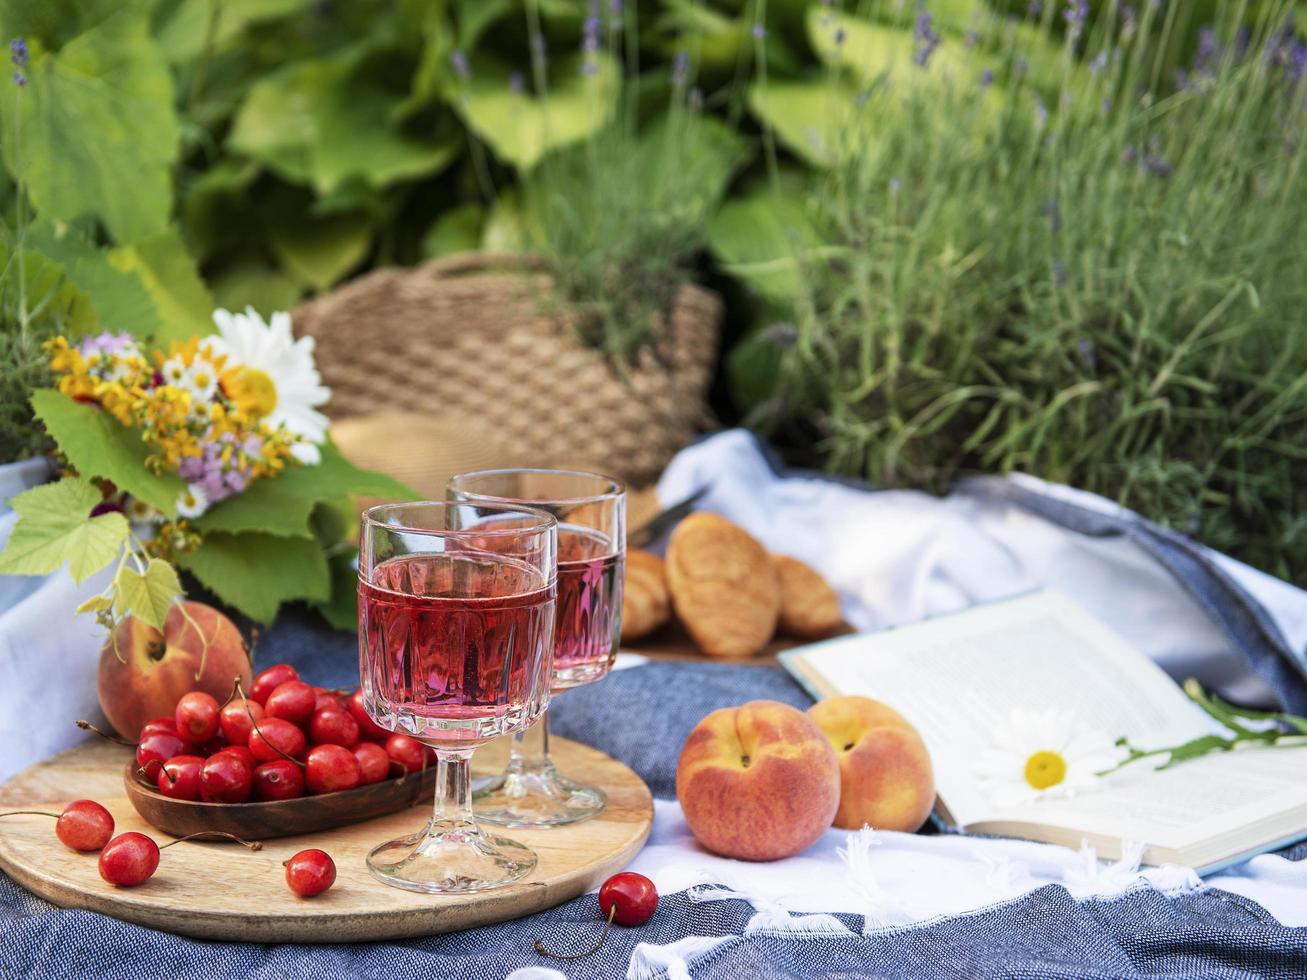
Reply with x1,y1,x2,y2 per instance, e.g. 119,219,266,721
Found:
975,707,1114,809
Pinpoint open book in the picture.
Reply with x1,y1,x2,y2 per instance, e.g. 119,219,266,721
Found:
780,590,1307,873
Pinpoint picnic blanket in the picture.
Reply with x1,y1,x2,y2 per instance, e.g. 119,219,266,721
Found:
3,430,1307,978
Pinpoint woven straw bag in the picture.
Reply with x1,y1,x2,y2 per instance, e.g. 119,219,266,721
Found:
295,253,721,487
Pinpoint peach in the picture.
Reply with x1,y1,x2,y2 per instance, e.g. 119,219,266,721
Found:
676,699,840,861
97,600,252,737
808,696,935,833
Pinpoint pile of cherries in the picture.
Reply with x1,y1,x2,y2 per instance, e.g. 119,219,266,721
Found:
136,663,429,804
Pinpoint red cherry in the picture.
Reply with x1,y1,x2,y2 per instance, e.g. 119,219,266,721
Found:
248,718,307,762
139,717,178,739
346,689,390,741
308,708,360,749
305,745,361,795
250,663,299,706
56,800,115,851
599,872,658,926
213,745,257,771
383,734,426,774
193,734,229,756
199,752,253,803
313,687,345,712
253,760,306,801
285,848,336,897
219,698,265,747
174,691,221,743
98,832,160,887
353,742,390,785
156,755,204,801
136,730,188,771
264,680,316,726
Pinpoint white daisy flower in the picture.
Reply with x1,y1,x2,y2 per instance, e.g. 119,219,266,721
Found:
160,355,191,389
125,497,161,523
289,440,322,465
205,307,330,446
178,356,221,405
974,708,1122,808
176,484,209,519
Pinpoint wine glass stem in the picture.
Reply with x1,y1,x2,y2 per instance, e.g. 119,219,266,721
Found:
507,708,552,774
432,748,478,833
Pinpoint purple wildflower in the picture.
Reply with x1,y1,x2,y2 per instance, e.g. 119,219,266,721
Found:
1121,143,1138,164
450,50,470,79
583,15,601,53
1033,94,1048,128
913,9,941,68
752,24,767,40
1028,1,1042,18
12,71,24,86
672,50,690,87
834,28,846,45
1077,339,1097,370
78,331,138,358
1042,198,1061,233
980,68,994,88
9,39,26,68
1089,50,1108,75
1194,26,1220,76
965,29,979,49
509,71,524,94
1063,0,1088,30
1143,136,1172,177
609,0,623,13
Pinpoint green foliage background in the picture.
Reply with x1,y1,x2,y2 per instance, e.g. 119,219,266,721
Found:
1,0,1306,592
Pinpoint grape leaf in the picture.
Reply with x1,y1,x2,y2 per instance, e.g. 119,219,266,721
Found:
31,389,185,516
0,477,128,583
0,8,179,243
178,532,329,624
109,226,215,346
192,440,417,538
312,548,361,632
113,557,183,630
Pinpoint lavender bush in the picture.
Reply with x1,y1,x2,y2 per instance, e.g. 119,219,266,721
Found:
717,1,1307,584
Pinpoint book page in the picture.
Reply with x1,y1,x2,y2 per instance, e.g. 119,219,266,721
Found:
784,591,1221,829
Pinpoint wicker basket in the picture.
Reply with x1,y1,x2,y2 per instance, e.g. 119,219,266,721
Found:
295,253,721,487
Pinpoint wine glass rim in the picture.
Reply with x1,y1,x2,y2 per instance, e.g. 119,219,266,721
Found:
361,499,558,536
447,467,625,505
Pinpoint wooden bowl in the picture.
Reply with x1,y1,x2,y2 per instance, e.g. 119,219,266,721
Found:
123,764,437,840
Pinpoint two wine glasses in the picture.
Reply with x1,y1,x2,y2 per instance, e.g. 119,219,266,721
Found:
357,469,626,894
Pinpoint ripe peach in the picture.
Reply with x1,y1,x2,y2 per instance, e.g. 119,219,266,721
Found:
97,601,251,737
676,700,840,861
807,696,935,833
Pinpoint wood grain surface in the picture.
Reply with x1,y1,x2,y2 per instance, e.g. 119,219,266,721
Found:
0,737,653,942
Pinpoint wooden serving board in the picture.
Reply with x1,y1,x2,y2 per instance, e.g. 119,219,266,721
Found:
0,737,653,943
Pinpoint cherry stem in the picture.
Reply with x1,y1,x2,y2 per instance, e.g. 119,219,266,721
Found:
233,678,306,769
160,831,262,852
534,905,616,960
137,759,178,784
76,719,136,747
218,676,243,711
0,811,60,819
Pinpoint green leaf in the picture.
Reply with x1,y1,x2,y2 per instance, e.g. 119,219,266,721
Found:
30,389,184,515
112,557,183,630
746,77,866,168
707,184,823,302
209,262,304,319
267,210,372,292
0,8,179,242
0,477,128,583
178,531,329,624
109,227,215,346
76,593,114,615
454,53,620,170
229,55,461,194
192,440,417,538
313,548,360,632
421,202,484,258
154,0,312,64
18,221,162,340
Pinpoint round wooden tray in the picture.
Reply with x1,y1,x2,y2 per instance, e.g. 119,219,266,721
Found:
0,737,653,942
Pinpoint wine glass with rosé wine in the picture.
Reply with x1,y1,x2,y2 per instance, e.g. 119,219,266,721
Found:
447,469,625,828
357,501,557,893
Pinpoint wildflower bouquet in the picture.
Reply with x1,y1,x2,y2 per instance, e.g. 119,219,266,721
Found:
0,308,412,630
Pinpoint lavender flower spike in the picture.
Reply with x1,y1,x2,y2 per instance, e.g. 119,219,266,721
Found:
9,39,27,68
913,9,942,68
672,50,690,87
752,24,767,40
450,50,470,79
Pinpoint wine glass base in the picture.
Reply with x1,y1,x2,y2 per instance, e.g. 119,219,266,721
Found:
474,765,608,828
366,823,537,894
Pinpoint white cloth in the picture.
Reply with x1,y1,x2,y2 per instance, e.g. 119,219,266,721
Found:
0,460,111,784
657,431,1288,704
